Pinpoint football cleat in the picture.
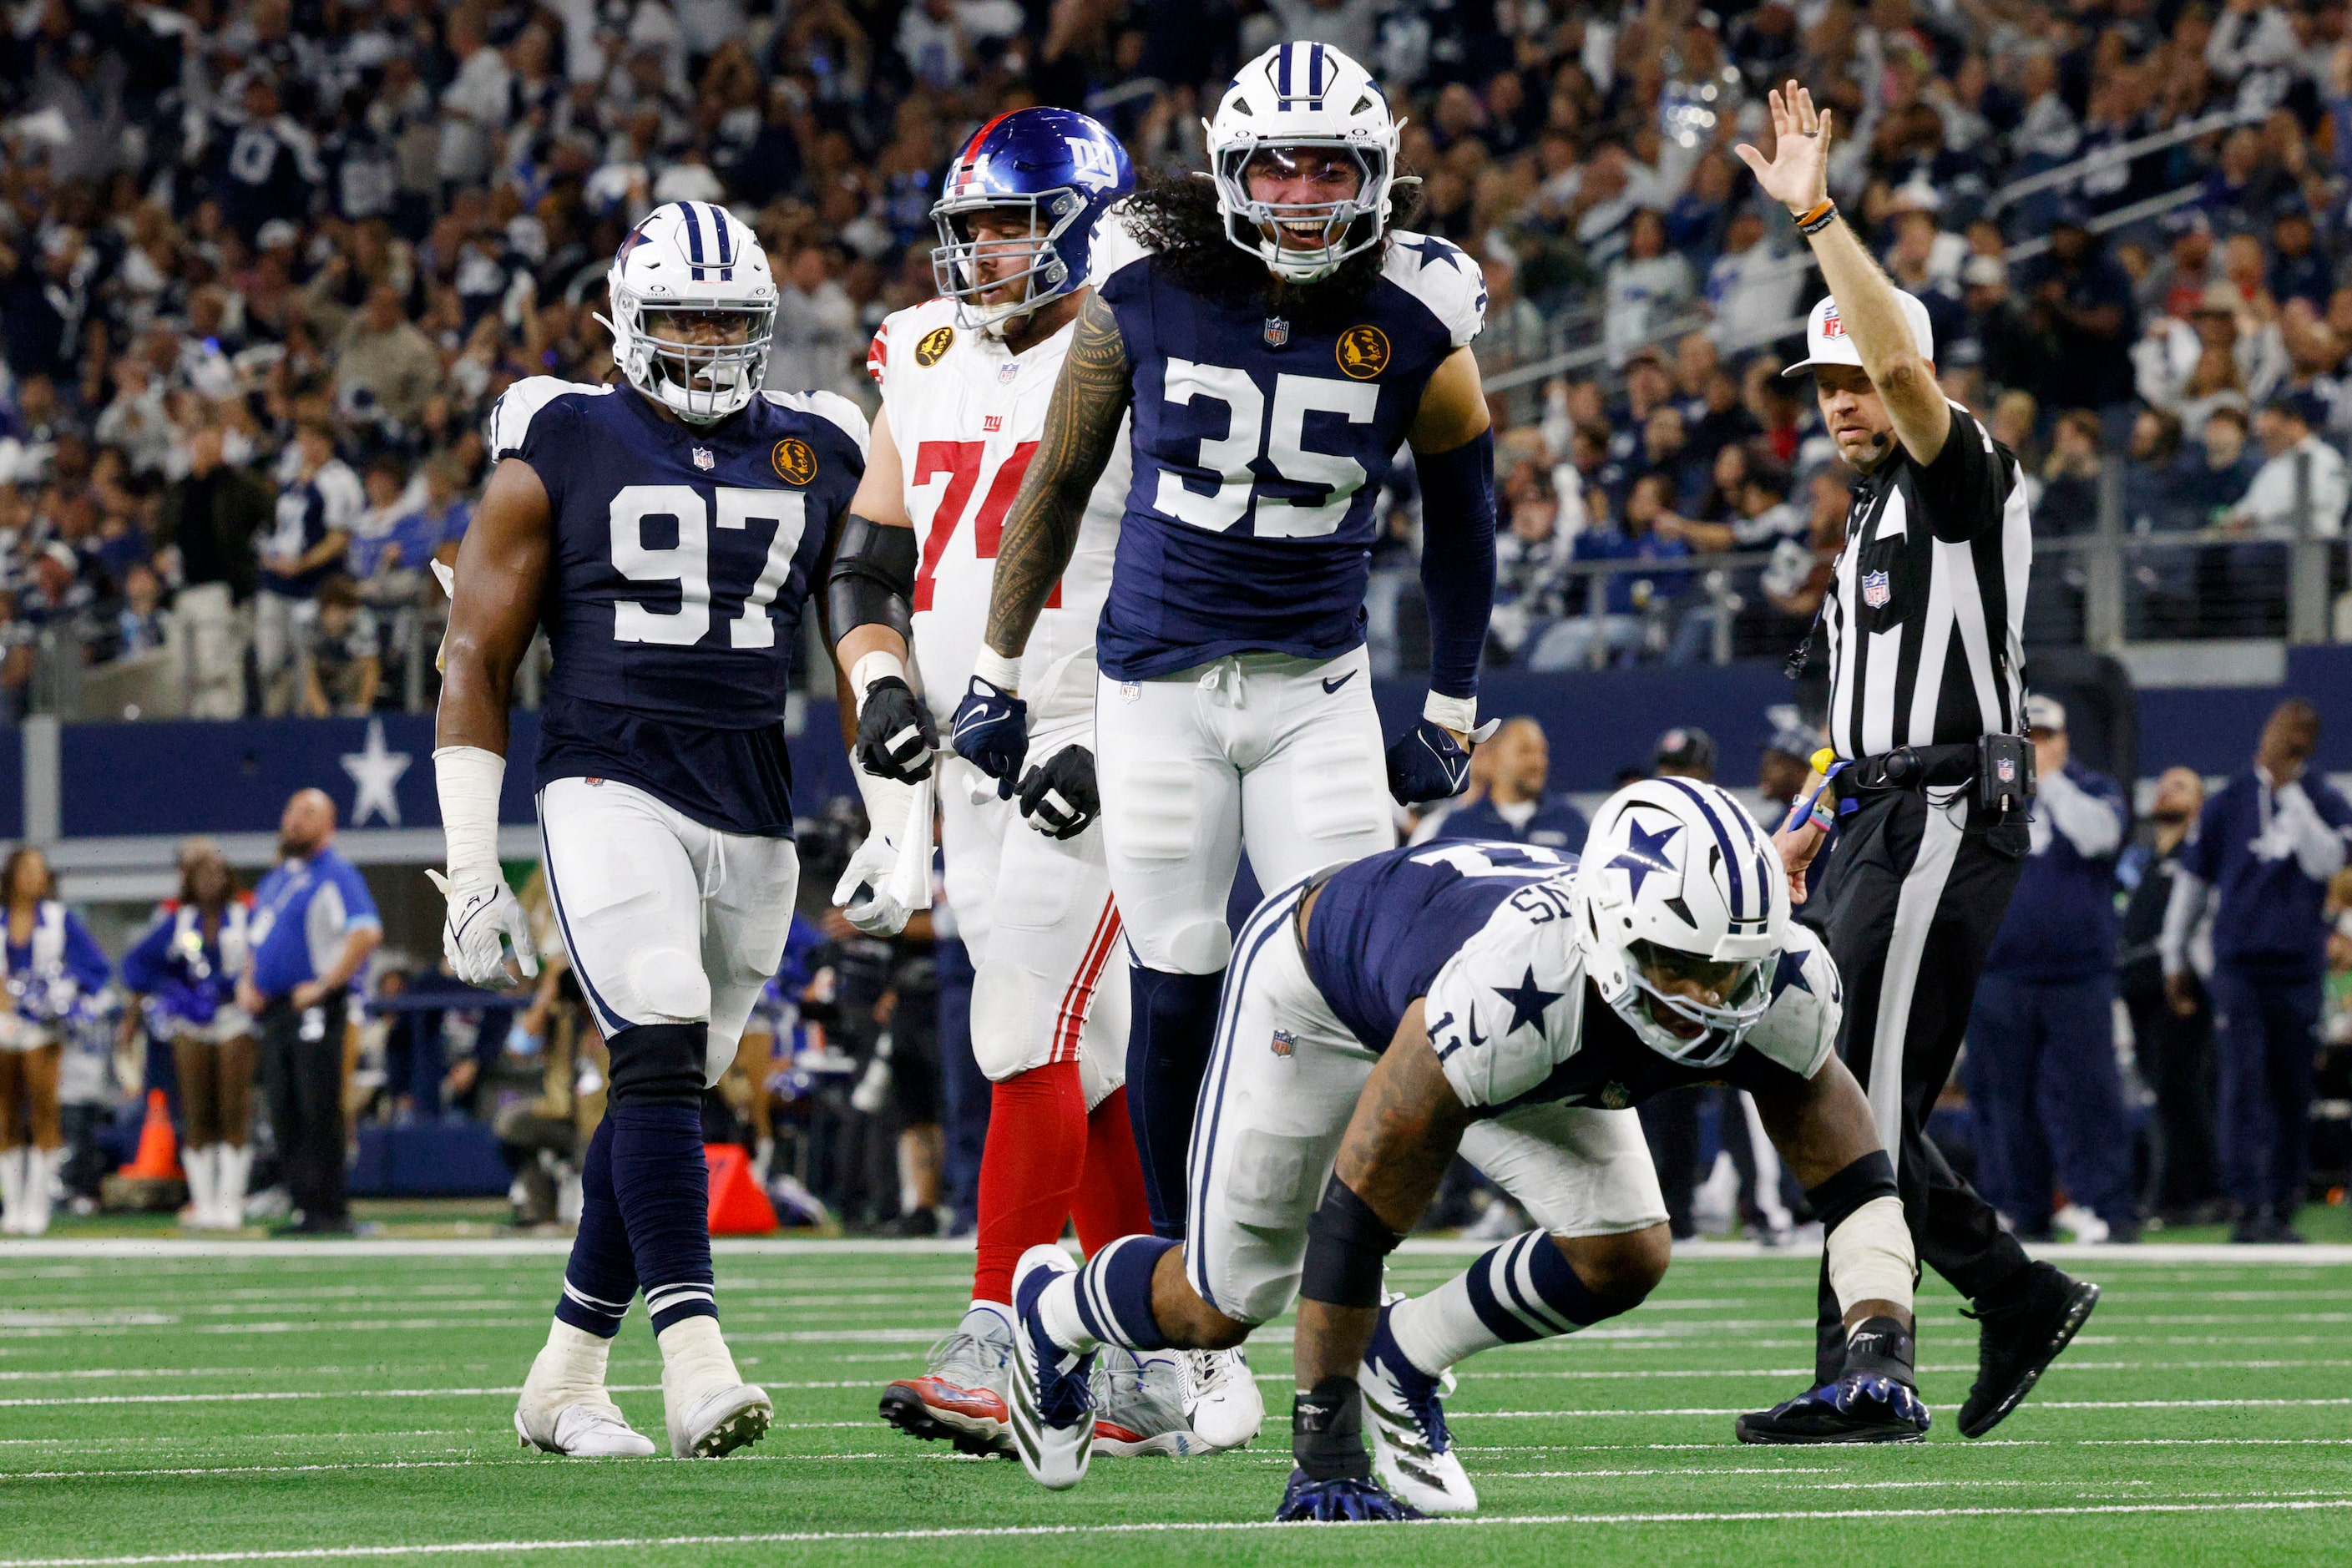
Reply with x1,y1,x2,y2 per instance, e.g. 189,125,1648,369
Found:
1090,1348,1211,1457
1358,1302,1477,1513
1183,1346,1265,1450
880,1304,1016,1457
1735,1370,1931,1444
1009,1244,1095,1489
664,1380,772,1459
1275,1470,1427,1522
1958,1262,2101,1439
514,1399,659,1459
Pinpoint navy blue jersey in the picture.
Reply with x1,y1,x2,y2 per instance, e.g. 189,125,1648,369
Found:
1090,221,1485,679
487,378,867,837
1302,840,1575,1054
1428,792,1591,853
1303,841,1842,1113
260,459,363,596
2177,767,2352,976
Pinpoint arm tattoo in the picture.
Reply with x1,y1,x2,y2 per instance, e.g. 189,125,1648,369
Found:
984,290,1131,659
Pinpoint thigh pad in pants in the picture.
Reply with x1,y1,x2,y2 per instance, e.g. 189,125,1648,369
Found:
1097,673,1241,976
1461,1100,1670,1238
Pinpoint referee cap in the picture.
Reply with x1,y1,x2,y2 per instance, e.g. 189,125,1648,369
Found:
1782,290,1936,377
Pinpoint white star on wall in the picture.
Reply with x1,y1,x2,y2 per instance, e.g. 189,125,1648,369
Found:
340,718,412,827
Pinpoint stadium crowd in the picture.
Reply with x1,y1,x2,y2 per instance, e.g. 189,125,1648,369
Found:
6,0,2352,716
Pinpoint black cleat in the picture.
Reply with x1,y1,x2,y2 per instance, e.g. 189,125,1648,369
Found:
1957,1262,2101,1438
1737,1371,1930,1444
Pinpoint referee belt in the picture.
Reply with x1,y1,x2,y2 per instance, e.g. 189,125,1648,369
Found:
1843,743,1980,793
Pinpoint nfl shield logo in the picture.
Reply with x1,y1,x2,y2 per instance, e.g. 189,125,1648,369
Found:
692,448,715,472
1271,1029,1295,1057
1862,569,1892,609
998,362,1019,384
1264,316,1290,348
1997,757,2016,783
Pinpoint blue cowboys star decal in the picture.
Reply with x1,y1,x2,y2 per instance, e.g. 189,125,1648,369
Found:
1771,945,1812,999
1493,965,1564,1036
1609,818,1682,899
1404,234,1469,274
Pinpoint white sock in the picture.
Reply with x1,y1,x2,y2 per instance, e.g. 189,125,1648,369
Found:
1036,1273,1098,1354
217,1145,250,1226
183,1146,217,1222
533,1319,615,1397
657,1315,746,1394
0,1146,22,1228
1388,1272,1501,1375
25,1147,57,1232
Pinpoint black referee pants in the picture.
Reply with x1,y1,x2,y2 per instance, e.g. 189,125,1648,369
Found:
260,998,348,1229
1802,786,2035,1383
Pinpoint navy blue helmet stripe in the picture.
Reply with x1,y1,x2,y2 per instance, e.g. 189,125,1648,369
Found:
681,204,706,280
1276,43,1292,99
1308,43,1325,100
1655,776,1751,920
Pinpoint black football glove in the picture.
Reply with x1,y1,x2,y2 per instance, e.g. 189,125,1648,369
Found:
1384,718,1474,806
1016,744,1100,839
854,675,938,782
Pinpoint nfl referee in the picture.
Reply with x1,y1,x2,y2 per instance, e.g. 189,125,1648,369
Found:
1736,83,2099,1443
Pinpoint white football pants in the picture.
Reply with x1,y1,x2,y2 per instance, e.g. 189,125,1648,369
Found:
938,712,1128,1109
1185,881,1668,1327
537,776,801,1087
1094,645,1395,977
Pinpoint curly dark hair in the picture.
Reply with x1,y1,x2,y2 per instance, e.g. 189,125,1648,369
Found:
1117,169,1424,333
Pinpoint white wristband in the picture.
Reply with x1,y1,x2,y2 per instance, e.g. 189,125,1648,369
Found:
850,650,907,714
1424,690,1479,734
433,746,505,887
972,646,1023,694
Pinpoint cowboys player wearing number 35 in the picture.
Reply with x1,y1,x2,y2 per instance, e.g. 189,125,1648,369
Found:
953,48,1500,1437
433,201,866,1461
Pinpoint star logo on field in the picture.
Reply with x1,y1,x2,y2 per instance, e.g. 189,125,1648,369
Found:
1492,965,1564,1037
1608,819,1682,900
340,717,412,827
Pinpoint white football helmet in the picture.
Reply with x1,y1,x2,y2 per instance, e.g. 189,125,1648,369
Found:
601,201,777,423
1575,778,1790,1069
1206,42,1401,283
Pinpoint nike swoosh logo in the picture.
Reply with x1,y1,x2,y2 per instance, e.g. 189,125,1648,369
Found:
1321,670,1358,694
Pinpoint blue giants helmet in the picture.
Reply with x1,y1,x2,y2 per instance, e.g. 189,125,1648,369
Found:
930,107,1135,335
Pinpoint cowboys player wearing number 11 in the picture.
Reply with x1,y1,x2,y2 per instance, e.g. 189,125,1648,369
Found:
953,50,1501,1431
433,201,866,1460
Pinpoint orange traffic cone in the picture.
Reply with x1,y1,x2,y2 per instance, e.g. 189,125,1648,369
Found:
122,1089,183,1180
704,1144,779,1236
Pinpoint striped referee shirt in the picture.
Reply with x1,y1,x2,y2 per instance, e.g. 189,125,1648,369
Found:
1823,402,2031,762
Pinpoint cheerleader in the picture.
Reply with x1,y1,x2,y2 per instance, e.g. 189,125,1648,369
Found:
121,841,254,1231
0,847,110,1236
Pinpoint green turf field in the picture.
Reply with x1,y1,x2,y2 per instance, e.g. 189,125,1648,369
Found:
2,1237,2349,1566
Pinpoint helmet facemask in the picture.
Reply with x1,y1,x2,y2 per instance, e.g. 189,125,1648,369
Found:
607,296,775,424
1213,138,1391,284
931,192,1082,336
1619,939,1772,1069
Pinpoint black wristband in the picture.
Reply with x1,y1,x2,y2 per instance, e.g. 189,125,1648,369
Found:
1299,1175,1403,1308
1842,1313,1916,1383
1805,1148,1898,1234
1291,1375,1372,1481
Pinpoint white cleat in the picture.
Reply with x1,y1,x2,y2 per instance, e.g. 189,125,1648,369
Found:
514,1333,657,1458
1009,1243,1095,1489
665,1380,773,1459
1359,1302,1478,1514
1182,1346,1264,1451
1090,1348,1210,1458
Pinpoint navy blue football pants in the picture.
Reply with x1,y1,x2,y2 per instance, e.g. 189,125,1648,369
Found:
2203,964,2321,1220
1963,970,2136,1234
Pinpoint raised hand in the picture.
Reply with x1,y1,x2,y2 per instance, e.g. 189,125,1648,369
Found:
1733,81,1832,216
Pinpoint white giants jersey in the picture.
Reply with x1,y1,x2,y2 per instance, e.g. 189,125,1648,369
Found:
867,297,1130,732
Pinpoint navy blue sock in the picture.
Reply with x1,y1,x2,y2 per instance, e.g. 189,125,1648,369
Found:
1125,965,1224,1240
1464,1231,1611,1343
1071,1235,1178,1351
554,1117,636,1338
608,1099,716,1333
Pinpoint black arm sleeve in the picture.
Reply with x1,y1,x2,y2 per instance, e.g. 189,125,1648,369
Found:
825,513,918,646
1909,407,2017,544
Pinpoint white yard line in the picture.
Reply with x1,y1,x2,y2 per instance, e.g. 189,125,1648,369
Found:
7,1500,2352,1565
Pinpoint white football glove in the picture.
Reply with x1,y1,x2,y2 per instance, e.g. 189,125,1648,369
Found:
426,870,540,986
831,832,912,938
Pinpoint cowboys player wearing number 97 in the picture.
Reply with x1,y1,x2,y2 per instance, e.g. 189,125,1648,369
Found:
999,781,1930,1514
432,200,865,1461
953,48,1500,1403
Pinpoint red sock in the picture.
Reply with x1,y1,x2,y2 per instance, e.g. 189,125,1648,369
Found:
973,1060,1086,1307
1073,1086,1154,1254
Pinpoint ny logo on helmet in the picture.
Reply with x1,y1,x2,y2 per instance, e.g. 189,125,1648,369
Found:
1065,136,1120,190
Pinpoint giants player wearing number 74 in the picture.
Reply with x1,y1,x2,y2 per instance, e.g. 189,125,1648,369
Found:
953,43,1502,1485
434,201,865,1461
